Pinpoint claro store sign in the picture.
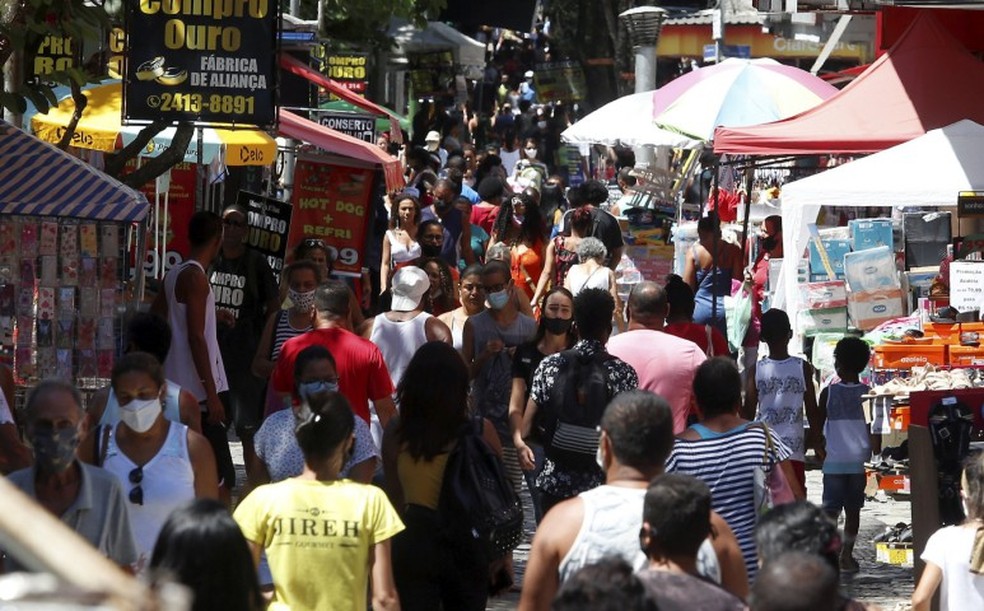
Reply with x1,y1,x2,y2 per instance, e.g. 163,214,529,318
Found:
123,0,279,127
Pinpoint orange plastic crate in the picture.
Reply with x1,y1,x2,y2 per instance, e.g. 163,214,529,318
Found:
948,345,984,366
874,344,946,369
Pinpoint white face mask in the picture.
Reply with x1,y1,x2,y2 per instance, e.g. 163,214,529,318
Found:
289,288,316,312
525,148,538,159
120,397,162,433
537,121,547,130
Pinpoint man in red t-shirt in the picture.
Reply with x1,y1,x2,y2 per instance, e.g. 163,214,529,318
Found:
271,281,395,427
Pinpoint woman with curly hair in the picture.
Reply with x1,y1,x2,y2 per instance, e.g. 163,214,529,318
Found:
417,257,459,316
488,191,546,301
381,192,422,294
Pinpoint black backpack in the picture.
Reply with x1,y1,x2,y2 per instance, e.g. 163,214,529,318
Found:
438,419,524,562
542,349,612,470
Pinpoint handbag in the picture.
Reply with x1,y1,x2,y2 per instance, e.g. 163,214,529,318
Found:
752,422,796,518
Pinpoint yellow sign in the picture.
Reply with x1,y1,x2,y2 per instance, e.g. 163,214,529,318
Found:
656,25,870,62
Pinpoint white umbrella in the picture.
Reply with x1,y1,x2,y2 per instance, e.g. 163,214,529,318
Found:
561,91,701,148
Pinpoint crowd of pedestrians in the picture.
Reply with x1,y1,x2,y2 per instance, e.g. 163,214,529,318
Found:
2,46,983,611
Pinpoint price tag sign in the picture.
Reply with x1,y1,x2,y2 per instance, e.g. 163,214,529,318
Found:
950,260,984,314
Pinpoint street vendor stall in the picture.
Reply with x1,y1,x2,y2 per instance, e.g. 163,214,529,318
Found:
0,121,149,389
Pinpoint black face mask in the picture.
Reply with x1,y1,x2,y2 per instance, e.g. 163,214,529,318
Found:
421,242,443,257
760,235,779,252
543,316,573,335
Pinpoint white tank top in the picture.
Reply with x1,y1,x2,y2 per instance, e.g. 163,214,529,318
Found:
386,229,422,265
567,264,611,297
369,312,431,388
558,485,720,585
100,380,182,427
103,421,194,572
162,260,227,402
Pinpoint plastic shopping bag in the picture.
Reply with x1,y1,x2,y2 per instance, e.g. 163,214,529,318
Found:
724,282,753,353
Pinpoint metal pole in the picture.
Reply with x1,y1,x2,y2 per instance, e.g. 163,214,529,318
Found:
619,7,667,170
740,164,754,267
195,127,205,210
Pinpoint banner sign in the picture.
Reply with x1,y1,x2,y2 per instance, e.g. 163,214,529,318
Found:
407,51,455,99
287,159,374,276
25,34,79,85
316,112,375,143
130,161,198,278
534,61,587,104
324,51,368,97
123,0,278,127
237,191,292,274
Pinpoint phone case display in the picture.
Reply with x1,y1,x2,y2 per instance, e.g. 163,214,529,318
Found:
0,217,130,385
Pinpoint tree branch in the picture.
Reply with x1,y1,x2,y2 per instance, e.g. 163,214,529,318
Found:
56,79,87,150
103,119,169,178
117,123,194,190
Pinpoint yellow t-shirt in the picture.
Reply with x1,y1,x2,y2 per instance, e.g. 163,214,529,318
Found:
234,478,404,611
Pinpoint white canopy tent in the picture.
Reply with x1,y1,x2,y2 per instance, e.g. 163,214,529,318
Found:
387,19,487,79
561,90,702,148
777,119,984,333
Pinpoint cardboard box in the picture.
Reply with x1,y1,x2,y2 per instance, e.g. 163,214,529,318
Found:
809,238,852,279
800,281,847,309
849,288,905,330
844,246,900,293
850,218,894,251
798,307,848,337
874,343,946,369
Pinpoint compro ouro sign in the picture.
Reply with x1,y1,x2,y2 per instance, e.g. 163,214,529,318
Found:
123,0,279,127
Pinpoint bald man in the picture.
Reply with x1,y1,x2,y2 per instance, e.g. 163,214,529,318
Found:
607,282,707,434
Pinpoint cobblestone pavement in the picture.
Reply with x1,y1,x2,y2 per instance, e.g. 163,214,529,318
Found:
230,443,914,611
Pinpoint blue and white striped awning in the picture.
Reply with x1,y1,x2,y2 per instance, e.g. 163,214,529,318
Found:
0,120,149,222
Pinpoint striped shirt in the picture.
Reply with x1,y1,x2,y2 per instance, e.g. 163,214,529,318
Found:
666,423,792,578
271,309,312,362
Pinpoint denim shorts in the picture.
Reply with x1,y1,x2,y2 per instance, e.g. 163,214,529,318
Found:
822,472,867,513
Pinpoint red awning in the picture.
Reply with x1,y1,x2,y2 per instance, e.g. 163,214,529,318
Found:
713,13,984,155
279,110,405,191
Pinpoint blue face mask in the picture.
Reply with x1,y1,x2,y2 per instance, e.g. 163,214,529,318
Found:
488,288,510,310
298,380,339,400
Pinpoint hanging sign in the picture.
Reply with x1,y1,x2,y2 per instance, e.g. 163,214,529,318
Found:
533,61,587,103
25,34,79,85
316,112,376,143
322,50,369,99
286,159,375,277
407,51,455,99
237,191,292,274
123,0,278,127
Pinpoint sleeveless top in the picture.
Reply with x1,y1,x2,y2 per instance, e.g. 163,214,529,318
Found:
449,312,467,352
552,235,578,288
692,244,732,333
369,312,432,388
566,264,610,296
103,421,194,571
397,449,451,511
162,260,227,402
754,356,808,462
100,381,182,427
558,485,720,584
271,309,312,362
385,229,421,266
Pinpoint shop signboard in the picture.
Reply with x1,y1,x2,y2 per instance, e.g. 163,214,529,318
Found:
237,191,292,274
123,0,279,127
287,158,375,277
533,61,587,104
564,146,586,187
316,112,376,143
958,191,984,218
25,34,79,85
320,50,369,101
407,50,455,99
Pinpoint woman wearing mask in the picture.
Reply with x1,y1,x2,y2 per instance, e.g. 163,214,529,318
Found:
439,264,486,353
509,287,576,523
512,137,548,183
234,392,403,611
80,352,218,573
381,193,422,294
489,192,546,301
416,219,448,261
564,237,626,332
254,260,320,419
382,341,505,610
248,344,378,493
292,238,365,328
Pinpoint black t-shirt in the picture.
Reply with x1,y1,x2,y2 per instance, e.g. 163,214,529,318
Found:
637,570,745,611
511,341,548,391
209,248,278,361
560,207,625,255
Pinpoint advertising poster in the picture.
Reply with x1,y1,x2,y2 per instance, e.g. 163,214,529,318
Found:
321,50,369,101
123,0,278,126
25,34,78,85
237,191,292,274
407,51,455,99
129,161,198,277
287,159,374,277
316,112,376,143
534,61,587,104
